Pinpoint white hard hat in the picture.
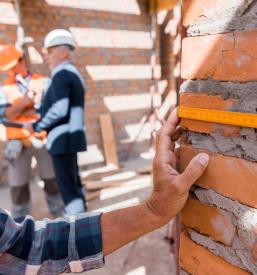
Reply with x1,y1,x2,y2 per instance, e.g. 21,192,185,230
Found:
44,29,76,49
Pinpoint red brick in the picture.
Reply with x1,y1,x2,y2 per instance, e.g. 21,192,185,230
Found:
183,0,217,26
252,242,257,261
180,93,240,136
179,145,257,208
180,232,251,275
181,29,257,82
181,197,236,245
183,0,245,27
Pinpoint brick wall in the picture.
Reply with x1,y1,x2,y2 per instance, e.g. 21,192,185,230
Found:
179,0,257,274
0,0,161,175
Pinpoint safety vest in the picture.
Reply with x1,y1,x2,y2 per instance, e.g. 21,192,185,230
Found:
1,73,47,140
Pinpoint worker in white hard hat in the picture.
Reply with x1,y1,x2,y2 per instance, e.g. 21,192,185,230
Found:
0,44,64,218
25,29,87,215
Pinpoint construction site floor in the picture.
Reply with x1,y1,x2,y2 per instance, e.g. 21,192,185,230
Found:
0,157,175,275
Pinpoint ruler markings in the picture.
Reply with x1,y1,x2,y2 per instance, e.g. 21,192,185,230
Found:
178,106,257,129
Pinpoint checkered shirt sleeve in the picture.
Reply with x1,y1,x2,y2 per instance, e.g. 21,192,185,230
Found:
0,209,104,274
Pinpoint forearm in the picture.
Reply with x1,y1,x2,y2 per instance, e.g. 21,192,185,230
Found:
5,101,27,120
101,202,169,256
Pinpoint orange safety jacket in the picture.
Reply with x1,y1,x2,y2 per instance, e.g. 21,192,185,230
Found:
1,73,47,140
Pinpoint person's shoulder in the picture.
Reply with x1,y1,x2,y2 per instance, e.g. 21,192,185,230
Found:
53,69,73,81
3,78,15,85
2,78,16,91
63,65,85,88
31,73,46,79
54,67,84,86
50,70,75,92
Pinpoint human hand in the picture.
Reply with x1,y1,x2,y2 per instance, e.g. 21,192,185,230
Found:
146,109,209,223
27,90,36,99
22,93,34,107
23,122,34,134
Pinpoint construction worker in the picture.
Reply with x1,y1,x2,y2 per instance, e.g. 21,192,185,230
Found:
25,29,87,215
0,44,64,218
0,109,210,274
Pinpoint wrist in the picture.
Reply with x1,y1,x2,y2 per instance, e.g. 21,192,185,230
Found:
145,191,179,224
143,200,172,229
102,203,167,256
32,121,40,132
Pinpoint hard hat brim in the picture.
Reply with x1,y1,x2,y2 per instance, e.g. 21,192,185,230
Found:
0,44,23,71
0,59,19,71
44,29,76,49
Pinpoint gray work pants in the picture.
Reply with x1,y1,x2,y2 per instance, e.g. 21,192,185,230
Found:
7,145,64,218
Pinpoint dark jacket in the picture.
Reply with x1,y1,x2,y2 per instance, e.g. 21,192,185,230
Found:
33,61,87,155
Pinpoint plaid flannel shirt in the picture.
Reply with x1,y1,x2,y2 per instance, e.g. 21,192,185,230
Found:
0,209,104,275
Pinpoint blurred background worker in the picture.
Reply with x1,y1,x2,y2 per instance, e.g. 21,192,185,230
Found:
25,29,87,215
0,44,64,218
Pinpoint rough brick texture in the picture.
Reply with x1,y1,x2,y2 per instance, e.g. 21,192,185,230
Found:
189,188,257,273
181,196,236,246
183,0,257,36
180,232,250,275
182,29,257,82
180,1,257,272
180,145,257,209
180,82,257,162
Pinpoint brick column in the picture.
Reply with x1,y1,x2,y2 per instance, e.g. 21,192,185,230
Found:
179,0,257,274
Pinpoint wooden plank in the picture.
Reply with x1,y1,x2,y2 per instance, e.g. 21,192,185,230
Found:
85,174,143,191
85,179,125,191
137,164,152,175
82,166,123,182
99,114,119,165
86,191,100,201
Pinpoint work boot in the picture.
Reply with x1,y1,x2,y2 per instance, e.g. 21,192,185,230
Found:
10,184,31,218
43,178,64,217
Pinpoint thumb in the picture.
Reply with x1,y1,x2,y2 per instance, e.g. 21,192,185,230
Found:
177,153,209,191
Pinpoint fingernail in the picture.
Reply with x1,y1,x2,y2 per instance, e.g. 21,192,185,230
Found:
196,153,209,166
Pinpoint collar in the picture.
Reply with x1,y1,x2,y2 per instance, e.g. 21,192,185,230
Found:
51,60,72,77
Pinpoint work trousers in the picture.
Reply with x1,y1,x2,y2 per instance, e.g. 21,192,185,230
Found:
51,153,86,215
7,146,64,218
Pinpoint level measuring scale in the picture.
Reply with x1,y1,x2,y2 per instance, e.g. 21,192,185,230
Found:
178,106,257,128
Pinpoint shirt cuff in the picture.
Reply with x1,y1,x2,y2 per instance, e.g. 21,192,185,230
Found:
68,212,105,273
0,106,6,118
32,121,42,133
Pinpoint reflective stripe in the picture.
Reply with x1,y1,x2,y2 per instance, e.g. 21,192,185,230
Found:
70,106,84,132
46,124,68,150
36,98,69,131
46,106,84,150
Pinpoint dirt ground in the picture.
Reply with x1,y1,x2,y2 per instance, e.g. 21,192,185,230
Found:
0,157,175,275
